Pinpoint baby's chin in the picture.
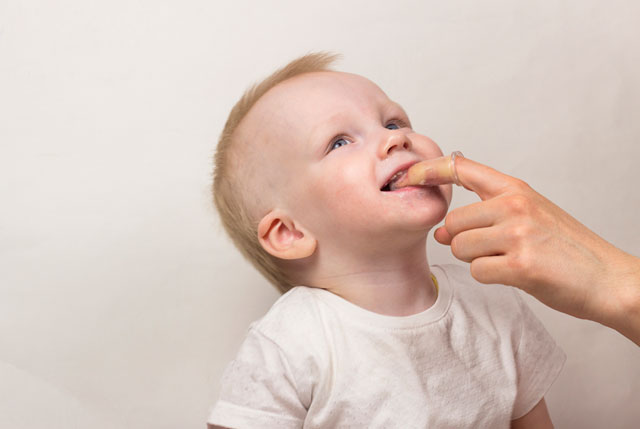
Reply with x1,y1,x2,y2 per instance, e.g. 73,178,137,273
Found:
346,207,447,241
393,198,449,232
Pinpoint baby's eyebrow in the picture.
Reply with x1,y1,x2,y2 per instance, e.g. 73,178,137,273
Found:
312,112,345,135
308,112,347,152
387,101,410,120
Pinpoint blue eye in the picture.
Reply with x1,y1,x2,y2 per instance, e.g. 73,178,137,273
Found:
329,137,350,152
386,123,400,130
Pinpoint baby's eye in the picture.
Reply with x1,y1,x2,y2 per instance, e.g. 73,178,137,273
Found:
328,137,351,152
385,119,407,130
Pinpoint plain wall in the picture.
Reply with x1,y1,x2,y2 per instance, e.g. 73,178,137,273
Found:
1,0,639,428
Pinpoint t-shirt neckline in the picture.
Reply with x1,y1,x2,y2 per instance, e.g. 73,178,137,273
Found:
307,265,453,330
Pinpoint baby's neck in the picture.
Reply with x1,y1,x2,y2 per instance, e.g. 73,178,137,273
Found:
313,242,437,317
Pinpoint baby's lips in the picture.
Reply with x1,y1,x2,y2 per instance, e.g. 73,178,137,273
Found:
390,152,464,189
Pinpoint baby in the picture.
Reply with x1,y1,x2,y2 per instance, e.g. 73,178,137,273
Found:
208,52,565,428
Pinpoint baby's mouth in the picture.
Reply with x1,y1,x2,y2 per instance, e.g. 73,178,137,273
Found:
380,169,409,192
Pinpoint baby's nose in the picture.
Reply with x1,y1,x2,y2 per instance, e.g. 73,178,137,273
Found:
380,131,411,157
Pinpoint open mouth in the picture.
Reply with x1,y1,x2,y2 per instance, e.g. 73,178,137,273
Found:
380,169,409,192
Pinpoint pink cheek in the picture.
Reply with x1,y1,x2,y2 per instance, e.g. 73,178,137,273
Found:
309,177,345,207
410,135,444,157
313,177,369,217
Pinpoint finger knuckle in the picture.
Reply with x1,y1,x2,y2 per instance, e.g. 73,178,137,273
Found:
508,223,530,244
507,251,533,277
511,178,531,192
506,194,531,215
506,254,525,273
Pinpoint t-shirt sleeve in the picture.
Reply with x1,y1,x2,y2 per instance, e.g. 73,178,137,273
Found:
207,327,306,429
511,291,566,419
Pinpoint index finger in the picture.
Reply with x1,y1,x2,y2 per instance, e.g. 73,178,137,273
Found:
454,156,520,201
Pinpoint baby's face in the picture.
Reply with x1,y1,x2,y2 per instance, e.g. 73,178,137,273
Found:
243,71,452,252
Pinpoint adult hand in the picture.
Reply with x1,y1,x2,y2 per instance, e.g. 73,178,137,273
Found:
434,156,640,345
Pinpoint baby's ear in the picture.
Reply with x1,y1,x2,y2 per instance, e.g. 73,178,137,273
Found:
257,210,317,260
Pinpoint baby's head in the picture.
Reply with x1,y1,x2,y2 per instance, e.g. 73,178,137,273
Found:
213,52,452,293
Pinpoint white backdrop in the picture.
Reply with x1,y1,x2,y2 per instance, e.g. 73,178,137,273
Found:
1,1,639,428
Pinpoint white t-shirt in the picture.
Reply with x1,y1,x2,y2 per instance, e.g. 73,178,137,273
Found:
208,264,565,428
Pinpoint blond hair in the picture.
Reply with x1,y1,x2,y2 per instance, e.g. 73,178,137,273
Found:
212,52,341,294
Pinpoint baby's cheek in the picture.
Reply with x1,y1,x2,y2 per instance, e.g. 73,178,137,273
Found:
316,175,355,207
315,171,368,212
286,174,343,222
410,133,445,158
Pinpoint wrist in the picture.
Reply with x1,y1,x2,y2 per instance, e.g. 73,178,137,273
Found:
599,250,640,345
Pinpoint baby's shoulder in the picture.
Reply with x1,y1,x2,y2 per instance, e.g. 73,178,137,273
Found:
249,286,328,349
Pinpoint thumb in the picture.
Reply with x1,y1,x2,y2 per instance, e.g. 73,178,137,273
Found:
455,156,517,201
